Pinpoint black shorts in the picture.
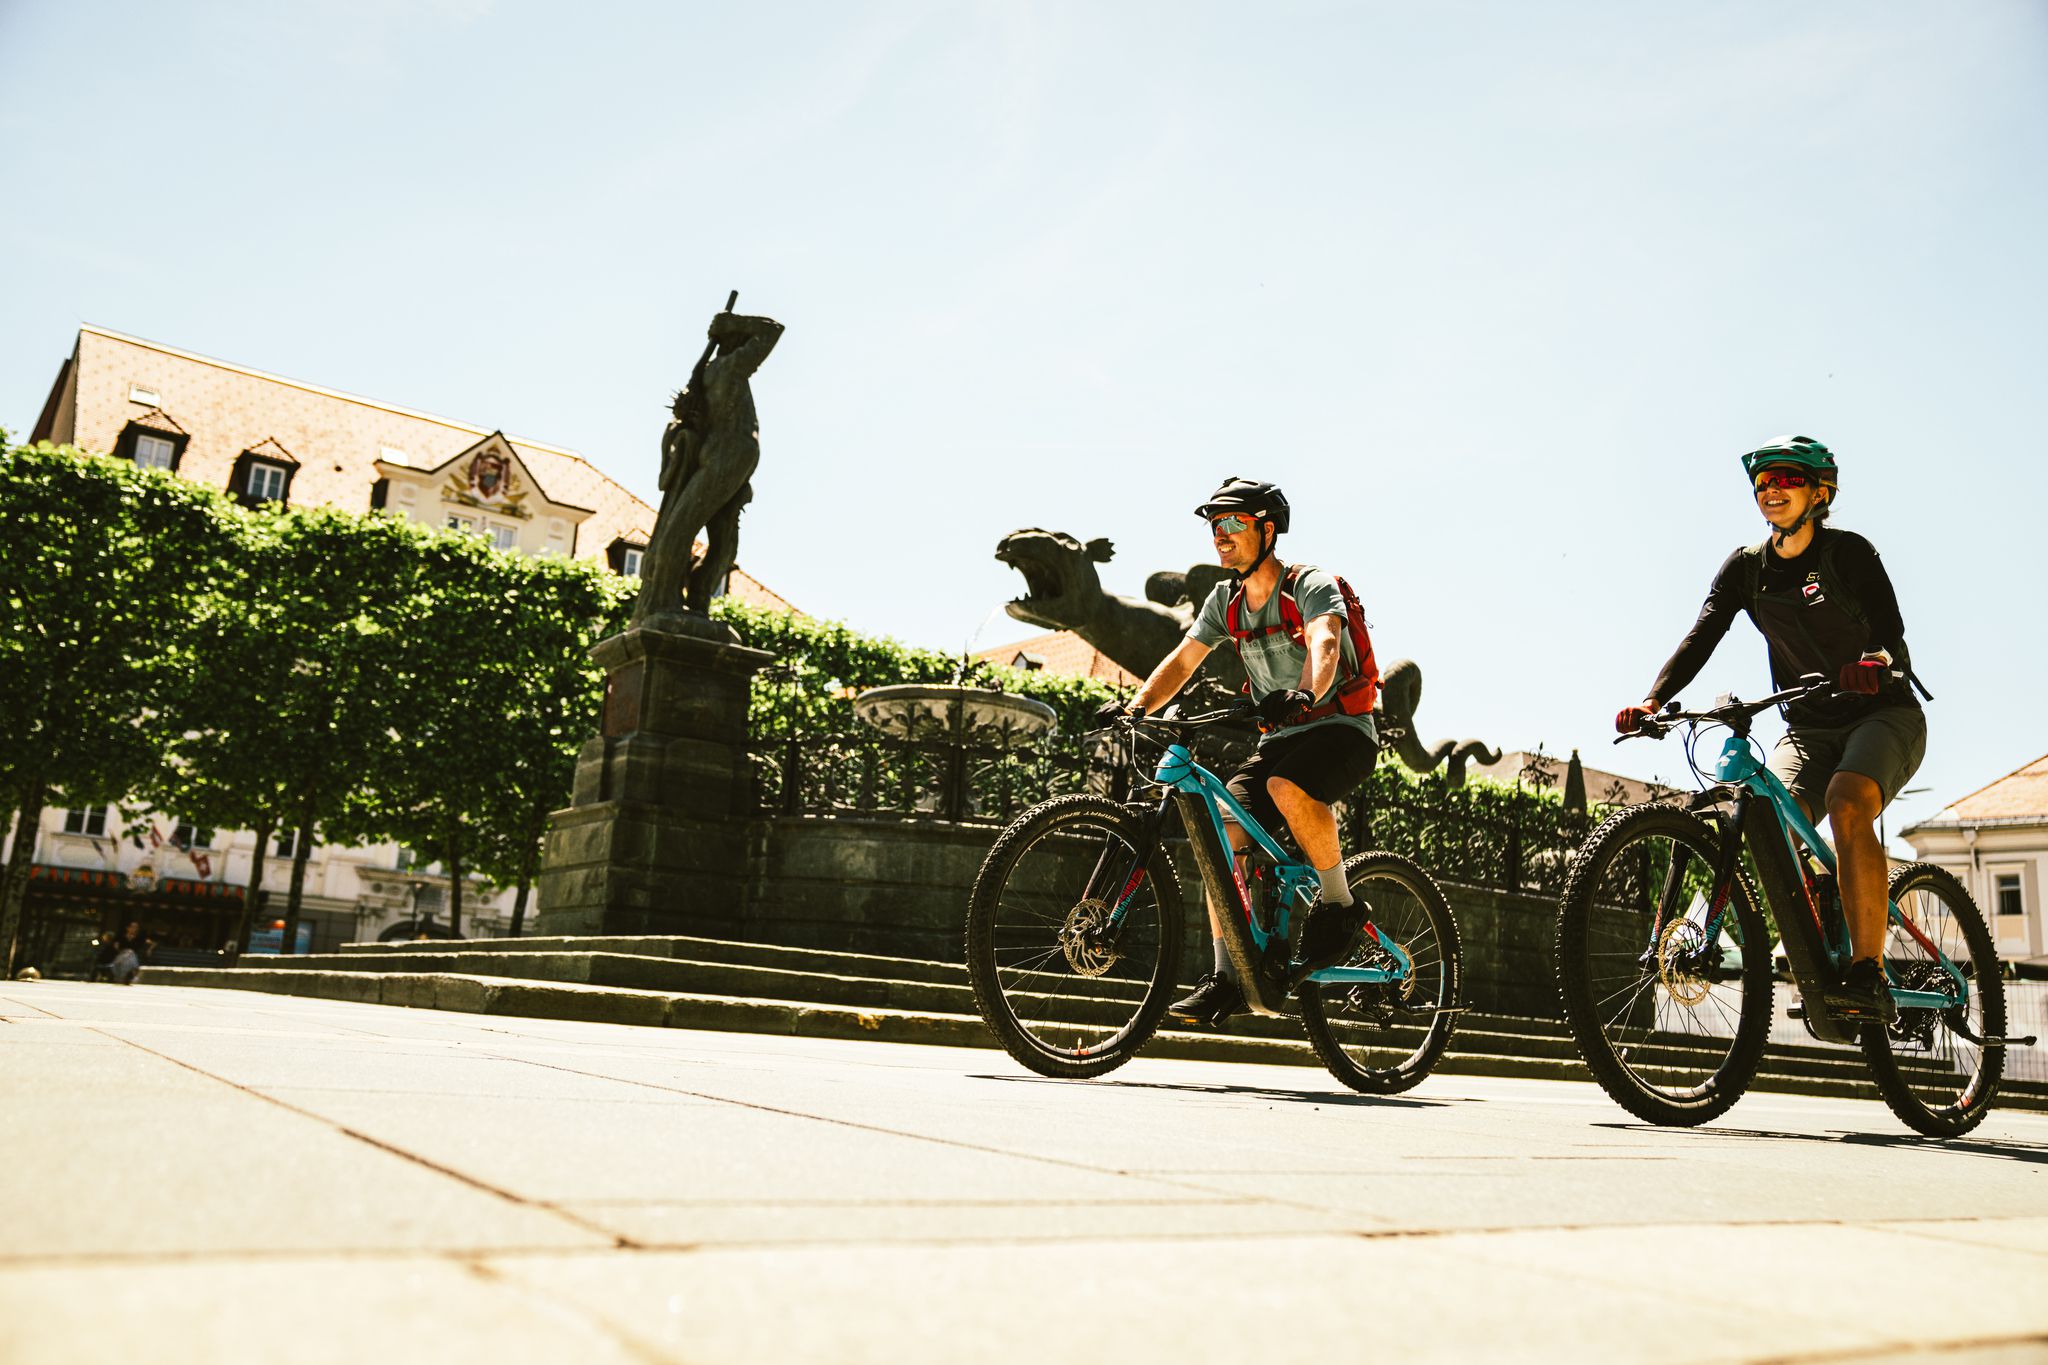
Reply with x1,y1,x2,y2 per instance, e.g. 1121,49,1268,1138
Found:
1224,725,1378,839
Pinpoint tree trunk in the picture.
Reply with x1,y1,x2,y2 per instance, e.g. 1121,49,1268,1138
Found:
0,781,49,979
234,819,274,958
280,809,316,956
446,827,464,938
508,807,543,938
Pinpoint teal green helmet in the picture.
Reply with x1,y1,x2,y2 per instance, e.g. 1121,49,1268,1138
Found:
1741,435,1839,492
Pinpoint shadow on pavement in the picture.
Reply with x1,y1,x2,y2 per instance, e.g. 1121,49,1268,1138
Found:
972,1073,1454,1108
1591,1122,2048,1166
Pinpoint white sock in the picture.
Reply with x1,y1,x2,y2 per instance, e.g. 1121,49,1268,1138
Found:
1316,862,1353,907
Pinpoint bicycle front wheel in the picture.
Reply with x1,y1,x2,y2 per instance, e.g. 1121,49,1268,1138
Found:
1861,862,2006,1138
1298,852,1462,1093
964,795,1185,1078
1556,803,1774,1126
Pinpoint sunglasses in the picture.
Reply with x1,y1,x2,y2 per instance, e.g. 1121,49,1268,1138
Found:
1753,470,1813,493
1210,514,1252,534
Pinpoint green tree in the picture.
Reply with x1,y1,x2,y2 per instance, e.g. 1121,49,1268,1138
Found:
0,443,244,973
134,506,312,952
247,507,442,952
464,554,633,936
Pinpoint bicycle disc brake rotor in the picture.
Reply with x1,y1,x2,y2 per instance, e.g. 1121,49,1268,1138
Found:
1058,898,1117,977
1655,919,1713,1006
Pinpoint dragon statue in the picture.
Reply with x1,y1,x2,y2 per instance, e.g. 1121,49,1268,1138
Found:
995,529,1500,785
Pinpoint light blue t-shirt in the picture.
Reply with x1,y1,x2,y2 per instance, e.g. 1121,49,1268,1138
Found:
1189,566,1378,745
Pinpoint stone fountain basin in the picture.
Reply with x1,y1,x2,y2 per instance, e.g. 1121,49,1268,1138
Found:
853,685,1057,743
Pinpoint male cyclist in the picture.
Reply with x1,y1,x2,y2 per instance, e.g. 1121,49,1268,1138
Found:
1102,478,1381,1027
1616,437,1927,1022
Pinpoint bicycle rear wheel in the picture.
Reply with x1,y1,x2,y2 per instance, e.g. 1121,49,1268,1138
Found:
1298,852,1461,1093
1861,862,2005,1138
964,794,1185,1078
1556,803,1774,1126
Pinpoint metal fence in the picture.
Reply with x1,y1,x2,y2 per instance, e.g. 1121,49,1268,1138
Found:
745,728,1590,896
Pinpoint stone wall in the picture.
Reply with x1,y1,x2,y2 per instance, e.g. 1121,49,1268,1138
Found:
696,814,1559,1019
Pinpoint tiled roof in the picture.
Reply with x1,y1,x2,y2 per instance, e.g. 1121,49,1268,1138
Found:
975,631,1140,687
1928,753,2048,823
49,326,795,610
66,325,657,560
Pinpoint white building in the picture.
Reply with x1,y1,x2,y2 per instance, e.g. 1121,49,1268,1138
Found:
1900,752,2048,969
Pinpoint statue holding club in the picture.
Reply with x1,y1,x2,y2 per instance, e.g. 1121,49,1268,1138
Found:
635,291,784,624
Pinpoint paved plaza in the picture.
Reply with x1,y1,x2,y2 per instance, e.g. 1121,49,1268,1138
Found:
3,979,2045,1364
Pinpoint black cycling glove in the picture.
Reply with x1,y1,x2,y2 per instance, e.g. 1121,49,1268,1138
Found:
1094,699,1141,727
1253,689,1313,728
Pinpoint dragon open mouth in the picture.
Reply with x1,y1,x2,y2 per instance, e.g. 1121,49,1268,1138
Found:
997,548,1064,607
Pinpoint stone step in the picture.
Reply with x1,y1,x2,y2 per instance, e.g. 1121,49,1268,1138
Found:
279,938,1931,1072
149,965,2048,1113
333,935,971,988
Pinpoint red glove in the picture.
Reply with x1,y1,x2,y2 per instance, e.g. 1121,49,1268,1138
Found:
1838,660,1885,695
1615,705,1654,735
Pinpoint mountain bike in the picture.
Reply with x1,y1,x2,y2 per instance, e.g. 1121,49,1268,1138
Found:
1556,677,2031,1137
964,703,1461,1092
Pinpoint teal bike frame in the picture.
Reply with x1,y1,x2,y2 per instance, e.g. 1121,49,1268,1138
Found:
1707,730,1964,1014
1100,713,1411,1017
1631,681,1967,1044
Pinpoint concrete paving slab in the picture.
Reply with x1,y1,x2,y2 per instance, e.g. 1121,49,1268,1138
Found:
264,1089,1205,1206
484,1233,1765,1365
0,1256,648,1365
557,1194,1370,1245
5,980,2046,1365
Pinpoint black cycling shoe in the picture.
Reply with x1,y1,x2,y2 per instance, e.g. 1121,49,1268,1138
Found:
1165,972,1245,1028
1286,901,1364,990
1822,956,1898,1025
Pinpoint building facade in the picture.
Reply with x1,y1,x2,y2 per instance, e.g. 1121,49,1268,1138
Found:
1901,753,2048,971
10,325,794,969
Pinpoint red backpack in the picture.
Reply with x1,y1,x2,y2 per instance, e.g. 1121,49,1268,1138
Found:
1224,564,1380,721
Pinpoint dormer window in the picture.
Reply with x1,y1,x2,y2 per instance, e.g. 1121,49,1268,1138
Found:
115,413,190,472
246,462,287,502
229,439,299,509
607,537,647,576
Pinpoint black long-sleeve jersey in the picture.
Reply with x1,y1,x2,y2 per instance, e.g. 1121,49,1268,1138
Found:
1647,528,1916,728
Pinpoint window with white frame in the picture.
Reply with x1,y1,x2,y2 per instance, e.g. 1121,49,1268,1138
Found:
134,434,176,469
620,546,644,577
274,828,297,859
446,514,477,534
1996,873,2025,917
172,821,215,850
489,523,519,552
61,807,109,837
245,462,288,502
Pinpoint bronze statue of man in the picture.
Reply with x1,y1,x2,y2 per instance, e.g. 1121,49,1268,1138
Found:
635,306,784,622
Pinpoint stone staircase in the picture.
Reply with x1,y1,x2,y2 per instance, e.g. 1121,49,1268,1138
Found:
150,935,2048,1111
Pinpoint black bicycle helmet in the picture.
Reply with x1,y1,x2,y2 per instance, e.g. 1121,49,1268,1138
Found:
1194,477,1291,534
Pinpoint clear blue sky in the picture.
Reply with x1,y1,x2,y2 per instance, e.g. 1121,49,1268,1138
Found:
4,1,2044,837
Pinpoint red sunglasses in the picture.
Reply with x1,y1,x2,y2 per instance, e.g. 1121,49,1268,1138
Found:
1753,470,1813,493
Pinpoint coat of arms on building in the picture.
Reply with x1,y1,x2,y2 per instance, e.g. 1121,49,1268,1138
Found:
443,442,532,518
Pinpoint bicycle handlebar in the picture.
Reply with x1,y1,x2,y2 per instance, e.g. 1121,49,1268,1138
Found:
1614,674,1835,745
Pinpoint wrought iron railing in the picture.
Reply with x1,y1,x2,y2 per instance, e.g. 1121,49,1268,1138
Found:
746,730,1120,826
746,727,1595,895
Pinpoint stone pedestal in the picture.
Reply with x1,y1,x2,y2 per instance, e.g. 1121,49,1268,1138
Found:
533,616,774,936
